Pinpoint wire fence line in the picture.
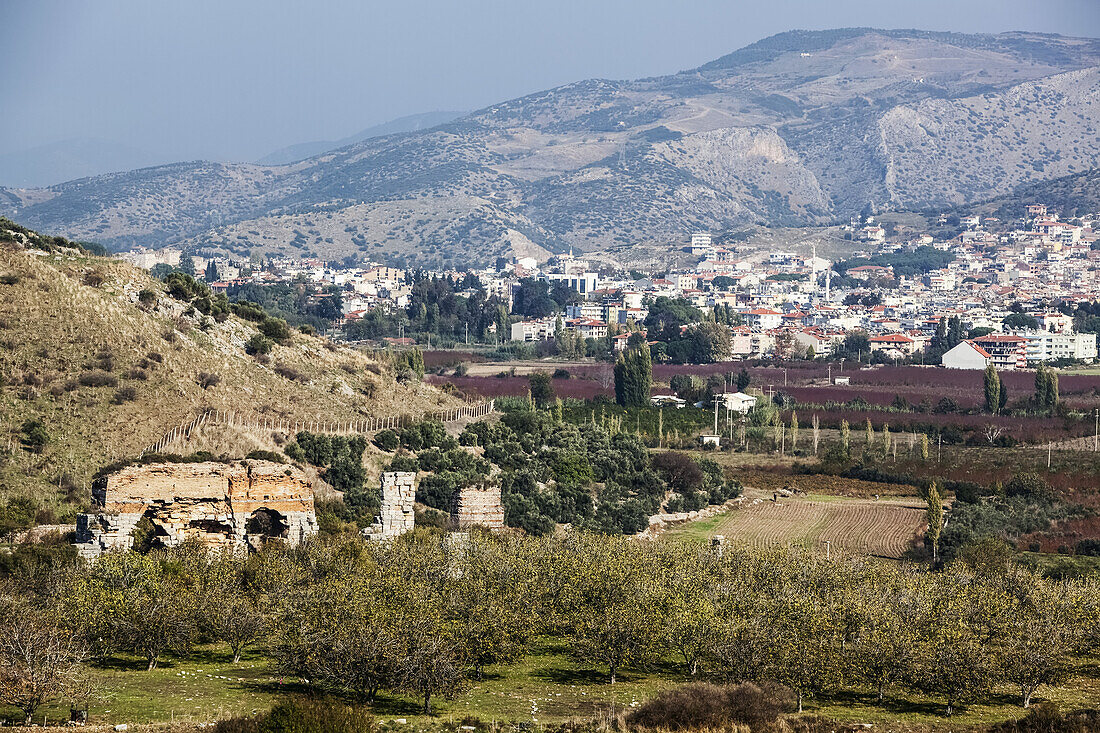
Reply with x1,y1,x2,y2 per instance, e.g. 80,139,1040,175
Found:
139,400,495,457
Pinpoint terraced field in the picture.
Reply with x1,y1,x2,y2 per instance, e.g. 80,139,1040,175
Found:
675,494,926,558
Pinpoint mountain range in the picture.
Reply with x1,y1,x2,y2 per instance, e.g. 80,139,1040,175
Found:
2,28,1099,268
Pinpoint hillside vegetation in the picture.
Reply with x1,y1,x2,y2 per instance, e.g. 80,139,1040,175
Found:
0,225,456,519
3,29,1099,266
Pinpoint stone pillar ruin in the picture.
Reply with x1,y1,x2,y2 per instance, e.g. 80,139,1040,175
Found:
711,534,727,557
362,472,416,541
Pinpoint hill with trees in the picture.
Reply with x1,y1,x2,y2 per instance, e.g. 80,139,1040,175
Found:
0,220,457,522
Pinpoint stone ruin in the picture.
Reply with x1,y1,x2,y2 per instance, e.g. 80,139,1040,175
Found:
75,460,317,558
362,472,506,540
362,471,416,541
452,483,505,531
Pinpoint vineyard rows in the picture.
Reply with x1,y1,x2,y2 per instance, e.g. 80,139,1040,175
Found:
709,497,925,558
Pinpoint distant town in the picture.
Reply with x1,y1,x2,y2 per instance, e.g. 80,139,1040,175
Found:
120,202,1100,370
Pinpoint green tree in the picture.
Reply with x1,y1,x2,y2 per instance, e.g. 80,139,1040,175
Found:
528,372,555,408
983,364,1001,414
926,482,944,563
735,367,751,392
614,342,652,408
1034,364,1059,412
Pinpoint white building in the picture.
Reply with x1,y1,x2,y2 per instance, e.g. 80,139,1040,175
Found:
941,340,992,370
1025,332,1097,363
510,319,555,342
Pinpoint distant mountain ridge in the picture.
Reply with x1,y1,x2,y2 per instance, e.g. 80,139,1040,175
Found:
3,28,1099,267
256,111,466,165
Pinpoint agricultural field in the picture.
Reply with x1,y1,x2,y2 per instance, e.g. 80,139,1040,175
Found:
672,491,926,558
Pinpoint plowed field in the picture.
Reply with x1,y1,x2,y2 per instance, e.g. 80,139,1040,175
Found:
676,494,925,558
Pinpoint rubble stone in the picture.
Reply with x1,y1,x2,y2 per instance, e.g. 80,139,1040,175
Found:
362,472,416,541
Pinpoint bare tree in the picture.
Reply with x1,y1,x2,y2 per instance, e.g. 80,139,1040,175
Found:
0,600,87,725
983,423,1004,445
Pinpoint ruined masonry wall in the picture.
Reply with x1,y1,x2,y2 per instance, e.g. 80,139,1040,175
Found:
362,472,416,541
453,484,505,531
75,460,317,558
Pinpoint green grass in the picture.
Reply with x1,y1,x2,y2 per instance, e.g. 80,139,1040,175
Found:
6,640,1098,730
1018,551,1100,577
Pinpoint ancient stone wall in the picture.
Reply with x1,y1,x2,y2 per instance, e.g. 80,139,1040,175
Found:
362,472,416,541
452,483,505,531
75,460,316,558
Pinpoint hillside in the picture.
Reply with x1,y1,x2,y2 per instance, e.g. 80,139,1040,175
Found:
947,167,1100,222
0,225,457,518
2,29,1100,267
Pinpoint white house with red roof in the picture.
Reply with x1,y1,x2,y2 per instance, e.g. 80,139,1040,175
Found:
941,340,992,370
742,308,783,330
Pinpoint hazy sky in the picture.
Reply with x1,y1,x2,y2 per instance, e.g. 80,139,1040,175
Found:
2,0,1098,166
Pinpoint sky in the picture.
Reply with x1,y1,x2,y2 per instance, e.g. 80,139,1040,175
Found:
1,0,1098,179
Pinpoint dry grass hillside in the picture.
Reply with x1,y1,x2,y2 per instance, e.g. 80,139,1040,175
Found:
0,238,458,518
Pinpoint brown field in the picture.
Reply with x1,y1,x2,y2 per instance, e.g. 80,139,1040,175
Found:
674,492,926,558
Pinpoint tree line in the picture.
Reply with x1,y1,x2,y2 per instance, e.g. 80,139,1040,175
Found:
1,533,1097,722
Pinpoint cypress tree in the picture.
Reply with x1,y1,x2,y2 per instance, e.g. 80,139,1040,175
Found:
983,364,1001,414
926,481,944,562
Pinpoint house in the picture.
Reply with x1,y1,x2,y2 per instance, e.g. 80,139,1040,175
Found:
510,319,555,342
742,308,783,330
716,392,758,414
870,333,919,357
794,328,838,357
651,395,687,409
941,340,992,370
858,226,886,242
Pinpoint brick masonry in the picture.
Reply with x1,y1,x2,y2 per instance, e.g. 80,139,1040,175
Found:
452,483,505,531
74,460,317,557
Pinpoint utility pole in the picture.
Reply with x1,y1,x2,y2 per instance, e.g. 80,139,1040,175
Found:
824,540,831,560
465,321,469,345
1094,408,1098,451
784,368,788,387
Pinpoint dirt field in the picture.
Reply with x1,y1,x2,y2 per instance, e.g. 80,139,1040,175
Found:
673,491,926,558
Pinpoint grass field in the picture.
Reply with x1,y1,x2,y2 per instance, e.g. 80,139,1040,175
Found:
7,641,1100,732
670,493,926,558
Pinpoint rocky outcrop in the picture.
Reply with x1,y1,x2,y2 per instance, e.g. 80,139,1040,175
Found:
362,472,416,541
74,460,316,557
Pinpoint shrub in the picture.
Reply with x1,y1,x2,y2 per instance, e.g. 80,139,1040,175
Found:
78,370,117,388
245,450,286,463
274,364,306,382
82,269,106,288
552,368,571,379
259,317,292,343
1075,539,1100,557
373,429,400,452
231,300,267,322
197,372,222,389
146,351,164,364
246,334,273,355
1005,472,1055,502
388,456,419,472
137,288,157,306
627,682,790,730
214,699,374,733
20,419,48,453
112,386,138,404
298,324,315,336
